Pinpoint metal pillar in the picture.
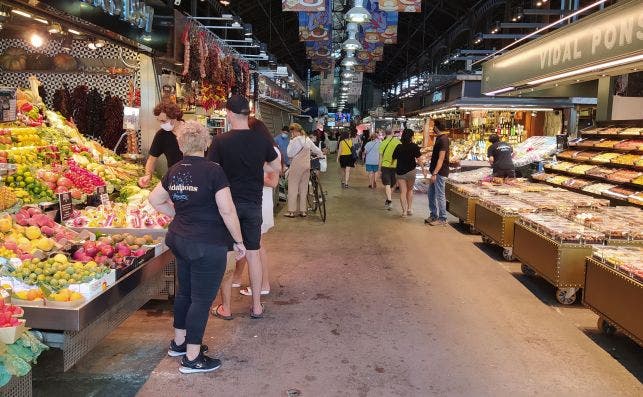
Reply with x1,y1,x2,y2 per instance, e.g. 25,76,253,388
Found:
596,76,616,122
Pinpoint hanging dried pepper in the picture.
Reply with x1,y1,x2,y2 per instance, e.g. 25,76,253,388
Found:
188,32,201,81
199,31,208,80
181,26,190,76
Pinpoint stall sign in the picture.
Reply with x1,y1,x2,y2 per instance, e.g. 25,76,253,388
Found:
482,1,643,94
0,87,17,122
58,192,73,222
432,90,445,103
95,185,110,208
123,107,140,130
282,0,326,12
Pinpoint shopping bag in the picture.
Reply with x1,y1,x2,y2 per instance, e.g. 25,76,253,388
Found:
319,157,328,172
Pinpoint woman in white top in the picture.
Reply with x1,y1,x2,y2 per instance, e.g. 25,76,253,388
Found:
285,123,324,217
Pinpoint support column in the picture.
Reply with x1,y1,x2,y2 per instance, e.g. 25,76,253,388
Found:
138,54,162,170
596,76,615,122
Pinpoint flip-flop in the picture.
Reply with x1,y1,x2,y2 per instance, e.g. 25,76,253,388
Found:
250,304,265,319
240,287,270,296
212,304,233,320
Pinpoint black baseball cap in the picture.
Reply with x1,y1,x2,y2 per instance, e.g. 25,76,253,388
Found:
226,94,250,115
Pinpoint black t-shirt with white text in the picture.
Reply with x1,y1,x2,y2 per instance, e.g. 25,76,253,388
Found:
149,129,183,169
487,142,514,172
206,129,278,205
162,156,231,246
392,142,421,175
429,134,450,177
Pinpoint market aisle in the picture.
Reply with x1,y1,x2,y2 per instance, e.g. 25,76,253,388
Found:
135,161,642,396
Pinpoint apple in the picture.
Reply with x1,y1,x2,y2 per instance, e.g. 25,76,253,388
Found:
99,245,115,258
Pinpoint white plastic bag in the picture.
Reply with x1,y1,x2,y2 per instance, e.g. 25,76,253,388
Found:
319,157,328,172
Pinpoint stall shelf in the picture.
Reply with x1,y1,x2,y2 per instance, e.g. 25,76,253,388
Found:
513,222,595,304
24,249,173,371
0,370,31,397
583,256,643,346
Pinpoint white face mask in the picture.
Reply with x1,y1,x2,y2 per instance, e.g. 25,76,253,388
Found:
160,121,174,131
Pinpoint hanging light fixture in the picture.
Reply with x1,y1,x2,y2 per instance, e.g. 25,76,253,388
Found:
345,0,371,24
30,32,44,48
341,50,357,67
342,22,362,51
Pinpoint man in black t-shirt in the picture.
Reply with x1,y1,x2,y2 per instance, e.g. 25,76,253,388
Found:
207,95,280,319
487,134,515,178
426,120,450,227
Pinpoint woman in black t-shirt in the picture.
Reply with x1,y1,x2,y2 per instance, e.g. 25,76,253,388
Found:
392,129,425,218
139,102,185,188
149,122,245,374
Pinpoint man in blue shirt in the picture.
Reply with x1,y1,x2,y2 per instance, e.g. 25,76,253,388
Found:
275,126,291,166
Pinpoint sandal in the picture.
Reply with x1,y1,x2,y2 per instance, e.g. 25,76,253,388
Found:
250,304,265,319
300,212,307,217
240,287,270,296
212,304,233,320
284,212,296,218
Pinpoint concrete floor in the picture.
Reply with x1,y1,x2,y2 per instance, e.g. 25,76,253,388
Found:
33,162,642,396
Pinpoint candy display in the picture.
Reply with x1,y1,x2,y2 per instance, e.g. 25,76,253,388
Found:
606,169,641,183
592,246,643,280
448,167,492,184
546,161,576,171
581,183,617,195
619,127,642,136
585,167,615,179
614,140,643,150
564,207,643,240
518,213,605,243
478,195,537,215
612,154,642,166
591,152,621,163
512,136,557,167
567,164,596,175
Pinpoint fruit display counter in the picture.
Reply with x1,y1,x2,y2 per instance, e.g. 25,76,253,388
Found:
583,246,643,346
0,89,176,371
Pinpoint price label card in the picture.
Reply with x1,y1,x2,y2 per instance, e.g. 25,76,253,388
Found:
96,185,110,207
58,192,73,221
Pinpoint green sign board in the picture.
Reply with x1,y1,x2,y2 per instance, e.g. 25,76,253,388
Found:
482,0,643,94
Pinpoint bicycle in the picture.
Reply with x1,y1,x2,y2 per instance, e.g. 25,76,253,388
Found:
307,156,327,222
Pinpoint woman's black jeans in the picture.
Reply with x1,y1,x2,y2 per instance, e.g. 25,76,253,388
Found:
166,232,227,345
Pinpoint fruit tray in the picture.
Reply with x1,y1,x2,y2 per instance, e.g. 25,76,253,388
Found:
0,318,26,344
477,196,538,215
518,213,605,243
592,152,621,163
619,127,642,136
591,246,643,282
582,183,617,195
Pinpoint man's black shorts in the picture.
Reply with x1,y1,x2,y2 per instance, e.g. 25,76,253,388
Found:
381,167,397,186
235,203,262,250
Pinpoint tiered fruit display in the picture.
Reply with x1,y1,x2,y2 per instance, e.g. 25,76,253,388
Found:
4,166,55,204
10,254,110,290
0,213,61,261
63,159,106,195
4,127,47,147
9,206,78,244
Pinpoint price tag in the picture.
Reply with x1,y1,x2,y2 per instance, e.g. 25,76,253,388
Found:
96,185,110,207
58,192,73,222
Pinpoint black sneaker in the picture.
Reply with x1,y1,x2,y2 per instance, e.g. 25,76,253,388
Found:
179,354,222,374
168,340,209,357
385,200,392,210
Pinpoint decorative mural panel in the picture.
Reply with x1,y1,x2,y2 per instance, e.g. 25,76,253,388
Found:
282,0,326,12
298,0,332,41
362,6,398,44
305,41,332,59
377,0,421,12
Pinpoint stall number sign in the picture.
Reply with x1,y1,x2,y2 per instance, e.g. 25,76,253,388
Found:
58,192,73,222
0,87,17,122
96,186,110,207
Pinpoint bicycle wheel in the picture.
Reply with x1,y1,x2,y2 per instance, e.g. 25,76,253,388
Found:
307,178,318,212
316,180,327,222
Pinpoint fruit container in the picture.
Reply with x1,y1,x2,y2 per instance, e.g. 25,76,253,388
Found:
10,297,45,307
0,318,26,344
45,296,86,308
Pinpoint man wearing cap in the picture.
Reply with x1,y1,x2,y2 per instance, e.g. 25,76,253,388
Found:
207,95,281,319
275,126,291,167
487,134,515,178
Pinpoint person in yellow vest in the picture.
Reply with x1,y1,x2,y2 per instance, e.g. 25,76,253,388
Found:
378,129,401,210
337,130,355,188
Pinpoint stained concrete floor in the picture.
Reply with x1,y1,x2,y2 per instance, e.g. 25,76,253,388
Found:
33,162,642,397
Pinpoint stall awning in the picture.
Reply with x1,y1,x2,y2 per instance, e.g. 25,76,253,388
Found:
259,96,301,114
416,97,597,117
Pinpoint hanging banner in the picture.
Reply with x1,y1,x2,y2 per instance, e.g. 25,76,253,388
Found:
311,59,334,72
298,0,332,41
378,0,421,13
306,41,333,59
362,6,398,44
282,0,326,12
357,42,384,62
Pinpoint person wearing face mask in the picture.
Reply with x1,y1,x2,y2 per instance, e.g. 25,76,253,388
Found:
275,126,290,167
138,102,185,188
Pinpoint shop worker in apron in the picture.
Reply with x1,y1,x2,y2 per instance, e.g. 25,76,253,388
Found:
487,134,516,178
139,102,185,188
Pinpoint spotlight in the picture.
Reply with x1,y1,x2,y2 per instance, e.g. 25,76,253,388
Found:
30,33,44,48
67,29,81,35
34,17,48,25
11,10,31,18
220,0,230,5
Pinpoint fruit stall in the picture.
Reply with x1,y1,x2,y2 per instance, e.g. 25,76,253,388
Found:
583,246,643,346
0,85,175,372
